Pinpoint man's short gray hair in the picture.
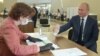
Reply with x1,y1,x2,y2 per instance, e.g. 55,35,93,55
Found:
81,2,90,11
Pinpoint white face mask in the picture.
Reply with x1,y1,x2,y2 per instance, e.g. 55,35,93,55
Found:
19,17,29,25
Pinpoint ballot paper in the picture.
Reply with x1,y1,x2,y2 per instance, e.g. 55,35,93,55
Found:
51,48,87,56
25,33,40,38
26,40,35,45
25,33,60,49
26,39,59,49
25,33,49,40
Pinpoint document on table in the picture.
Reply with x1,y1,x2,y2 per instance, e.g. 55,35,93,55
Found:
26,39,60,49
25,32,60,49
25,33,40,38
51,48,87,56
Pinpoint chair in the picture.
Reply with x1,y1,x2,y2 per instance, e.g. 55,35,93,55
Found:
68,29,73,40
40,19,50,27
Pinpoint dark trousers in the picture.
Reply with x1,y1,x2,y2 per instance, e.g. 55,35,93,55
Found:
87,42,97,53
32,16,37,28
76,41,97,53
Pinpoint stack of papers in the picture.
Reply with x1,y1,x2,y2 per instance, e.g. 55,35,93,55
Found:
26,39,60,49
26,40,35,45
25,33,40,38
26,33,60,49
51,48,87,56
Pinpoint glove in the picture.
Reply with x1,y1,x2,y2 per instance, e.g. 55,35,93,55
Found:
27,36,43,42
40,43,53,52
50,46,55,50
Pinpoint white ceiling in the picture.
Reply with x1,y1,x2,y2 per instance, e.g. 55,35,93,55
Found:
17,0,52,4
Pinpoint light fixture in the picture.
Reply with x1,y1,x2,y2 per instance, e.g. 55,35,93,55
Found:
0,0,3,3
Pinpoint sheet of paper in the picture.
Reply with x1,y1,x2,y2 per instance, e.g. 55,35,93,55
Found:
26,40,46,46
25,33,40,38
51,48,87,56
26,40,35,45
25,33,49,40
35,42,46,46
26,39,60,49
52,43,60,49
25,33,60,49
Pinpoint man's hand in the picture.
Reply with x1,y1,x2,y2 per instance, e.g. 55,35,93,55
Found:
53,24,60,36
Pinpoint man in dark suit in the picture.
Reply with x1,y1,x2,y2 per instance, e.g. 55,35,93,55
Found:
54,3,99,53
31,4,38,28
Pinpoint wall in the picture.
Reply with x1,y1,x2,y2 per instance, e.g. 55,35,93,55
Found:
0,2,4,12
1,0,100,20
51,0,100,20
17,0,51,4
3,0,17,11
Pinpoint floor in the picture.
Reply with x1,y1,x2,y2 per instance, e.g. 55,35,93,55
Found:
0,17,100,55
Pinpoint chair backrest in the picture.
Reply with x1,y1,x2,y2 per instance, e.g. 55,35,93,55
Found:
89,15,97,20
68,29,73,40
39,19,50,27
40,19,48,25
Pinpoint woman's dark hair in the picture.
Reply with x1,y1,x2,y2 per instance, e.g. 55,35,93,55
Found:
8,3,33,20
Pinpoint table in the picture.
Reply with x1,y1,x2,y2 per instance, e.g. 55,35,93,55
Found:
27,32,98,56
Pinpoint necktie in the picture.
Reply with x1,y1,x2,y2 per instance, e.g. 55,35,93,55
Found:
77,19,84,45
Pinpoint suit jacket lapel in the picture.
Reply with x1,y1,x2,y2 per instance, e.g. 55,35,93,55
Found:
84,16,90,36
77,16,80,34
